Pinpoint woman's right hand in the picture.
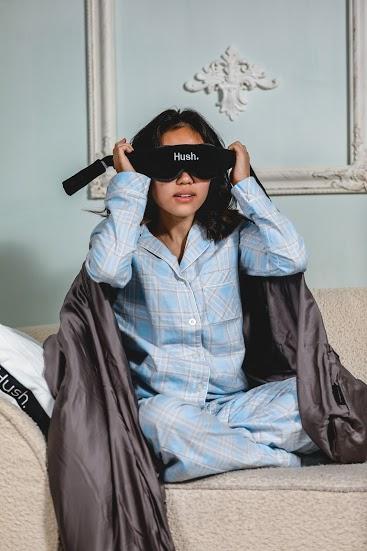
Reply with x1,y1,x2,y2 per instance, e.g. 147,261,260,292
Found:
113,138,136,173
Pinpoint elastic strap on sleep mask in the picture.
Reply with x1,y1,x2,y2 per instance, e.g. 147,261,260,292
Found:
125,144,236,181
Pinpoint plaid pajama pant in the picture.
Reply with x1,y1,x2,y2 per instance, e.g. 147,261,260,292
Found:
138,376,321,482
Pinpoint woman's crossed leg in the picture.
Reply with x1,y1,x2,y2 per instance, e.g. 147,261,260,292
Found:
137,376,319,482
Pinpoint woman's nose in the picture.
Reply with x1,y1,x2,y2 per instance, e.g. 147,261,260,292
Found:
176,170,194,183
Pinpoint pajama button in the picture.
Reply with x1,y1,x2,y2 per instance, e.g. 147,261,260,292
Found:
189,318,197,325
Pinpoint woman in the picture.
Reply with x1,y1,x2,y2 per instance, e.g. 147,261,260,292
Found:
85,107,320,482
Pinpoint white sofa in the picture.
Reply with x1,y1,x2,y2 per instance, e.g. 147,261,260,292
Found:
1,286,367,551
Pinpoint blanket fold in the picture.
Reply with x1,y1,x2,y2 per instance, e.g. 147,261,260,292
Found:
43,262,176,551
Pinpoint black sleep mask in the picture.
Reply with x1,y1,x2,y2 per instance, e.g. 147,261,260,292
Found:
62,142,272,200
124,143,236,181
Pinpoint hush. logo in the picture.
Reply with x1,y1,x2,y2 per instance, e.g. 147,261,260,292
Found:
0,365,29,408
0,363,50,438
173,152,199,161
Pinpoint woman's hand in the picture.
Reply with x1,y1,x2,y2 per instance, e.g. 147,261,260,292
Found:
113,138,136,173
227,141,250,186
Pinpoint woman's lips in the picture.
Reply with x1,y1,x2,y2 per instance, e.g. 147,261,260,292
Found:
173,195,195,202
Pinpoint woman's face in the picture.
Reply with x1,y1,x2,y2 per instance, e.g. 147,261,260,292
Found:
149,125,211,220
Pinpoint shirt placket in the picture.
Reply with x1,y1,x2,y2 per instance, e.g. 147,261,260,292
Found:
180,271,210,407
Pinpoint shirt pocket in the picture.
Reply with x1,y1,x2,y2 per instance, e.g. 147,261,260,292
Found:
202,269,242,324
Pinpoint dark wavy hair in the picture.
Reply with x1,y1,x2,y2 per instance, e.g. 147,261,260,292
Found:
85,107,271,242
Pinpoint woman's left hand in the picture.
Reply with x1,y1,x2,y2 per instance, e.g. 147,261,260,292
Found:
227,141,251,186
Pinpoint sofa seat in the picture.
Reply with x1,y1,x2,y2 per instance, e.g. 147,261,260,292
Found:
164,462,367,551
1,286,366,550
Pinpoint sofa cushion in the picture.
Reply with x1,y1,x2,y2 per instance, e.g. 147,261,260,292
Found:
16,323,59,345
311,287,367,380
0,397,59,551
164,464,367,550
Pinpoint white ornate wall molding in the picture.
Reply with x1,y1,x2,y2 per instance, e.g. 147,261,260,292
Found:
86,0,367,197
253,0,367,195
184,2,367,195
86,0,117,199
183,45,279,121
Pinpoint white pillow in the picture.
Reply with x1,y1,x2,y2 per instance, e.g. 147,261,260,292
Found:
0,323,55,434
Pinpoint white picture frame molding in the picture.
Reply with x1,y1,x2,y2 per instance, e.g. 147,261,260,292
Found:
85,0,117,199
86,0,367,198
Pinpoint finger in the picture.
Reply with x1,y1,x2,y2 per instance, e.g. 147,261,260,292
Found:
228,142,241,150
115,138,128,146
116,143,133,151
236,143,247,152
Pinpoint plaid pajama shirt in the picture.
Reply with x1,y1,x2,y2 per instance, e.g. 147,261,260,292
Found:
85,170,320,482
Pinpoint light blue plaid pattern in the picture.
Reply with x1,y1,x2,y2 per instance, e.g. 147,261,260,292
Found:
138,377,320,482
85,171,318,480
85,171,308,407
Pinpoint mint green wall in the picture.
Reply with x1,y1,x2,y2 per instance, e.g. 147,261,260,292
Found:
115,0,366,287
0,0,103,327
1,0,366,328
116,0,348,167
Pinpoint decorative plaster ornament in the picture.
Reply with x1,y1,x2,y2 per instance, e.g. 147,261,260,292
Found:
184,45,279,120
